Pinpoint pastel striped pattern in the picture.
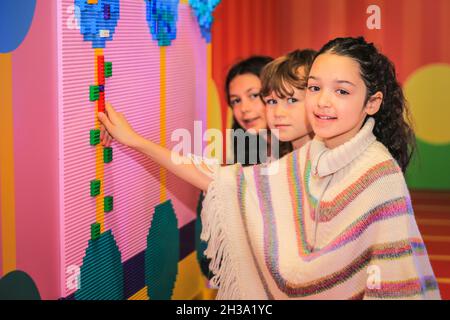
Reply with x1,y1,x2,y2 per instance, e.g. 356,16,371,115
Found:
230,145,439,299
237,165,274,300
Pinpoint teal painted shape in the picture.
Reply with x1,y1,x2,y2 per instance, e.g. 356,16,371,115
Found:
406,138,450,190
195,192,212,279
0,270,41,300
145,200,179,300
75,229,124,300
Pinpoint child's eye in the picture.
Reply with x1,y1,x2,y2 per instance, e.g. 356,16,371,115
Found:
308,86,320,92
265,99,277,105
230,98,240,107
336,89,349,95
249,93,260,99
287,97,298,104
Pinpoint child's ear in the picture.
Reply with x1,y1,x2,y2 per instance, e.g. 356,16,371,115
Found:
365,91,383,115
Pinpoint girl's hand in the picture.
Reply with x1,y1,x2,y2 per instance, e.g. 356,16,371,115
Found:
98,103,142,148
100,124,113,147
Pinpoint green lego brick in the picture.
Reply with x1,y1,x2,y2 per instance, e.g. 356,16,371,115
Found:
104,196,113,213
90,85,99,101
90,129,100,146
91,223,101,241
104,62,112,78
103,147,113,163
90,179,101,197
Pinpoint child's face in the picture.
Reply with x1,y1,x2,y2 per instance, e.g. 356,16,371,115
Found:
229,74,267,132
264,67,313,148
305,53,381,149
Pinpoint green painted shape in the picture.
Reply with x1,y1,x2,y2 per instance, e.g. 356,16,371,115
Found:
0,270,41,300
145,200,179,300
90,179,101,197
195,192,213,279
406,138,450,190
75,230,124,300
104,62,112,78
90,129,100,146
89,85,99,101
91,222,101,240
104,196,113,213
103,146,113,163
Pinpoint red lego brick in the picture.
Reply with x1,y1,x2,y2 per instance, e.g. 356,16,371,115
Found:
97,56,105,85
98,92,105,113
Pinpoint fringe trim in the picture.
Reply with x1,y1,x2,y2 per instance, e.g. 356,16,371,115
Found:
200,171,242,300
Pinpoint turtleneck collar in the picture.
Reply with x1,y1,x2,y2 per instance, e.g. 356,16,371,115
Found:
309,117,376,178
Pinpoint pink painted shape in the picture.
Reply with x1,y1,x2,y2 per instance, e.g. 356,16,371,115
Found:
12,0,60,299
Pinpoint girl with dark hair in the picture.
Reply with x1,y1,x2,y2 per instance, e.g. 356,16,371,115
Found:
308,37,415,172
226,56,273,134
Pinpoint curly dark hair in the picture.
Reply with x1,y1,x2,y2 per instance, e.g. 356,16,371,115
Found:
316,37,416,172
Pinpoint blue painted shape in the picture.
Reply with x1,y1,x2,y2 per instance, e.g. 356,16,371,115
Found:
145,200,179,300
75,229,124,300
74,0,120,49
189,0,220,43
0,0,37,53
144,0,179,47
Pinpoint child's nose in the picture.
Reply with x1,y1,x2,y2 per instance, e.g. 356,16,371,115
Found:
317,91,331,108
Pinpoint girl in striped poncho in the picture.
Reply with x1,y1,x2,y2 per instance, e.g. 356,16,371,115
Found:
98,37,440,299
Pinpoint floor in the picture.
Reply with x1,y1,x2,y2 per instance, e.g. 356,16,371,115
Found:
411,190,450,300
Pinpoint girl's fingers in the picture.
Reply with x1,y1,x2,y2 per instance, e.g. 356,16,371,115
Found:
104,103,119,124
106,134,112,147
98,111,113,131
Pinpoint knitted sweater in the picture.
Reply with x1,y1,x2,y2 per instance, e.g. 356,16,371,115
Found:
198,118,441,300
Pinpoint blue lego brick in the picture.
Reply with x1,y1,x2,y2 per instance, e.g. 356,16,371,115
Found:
74,0,120,49
144,0,179,47
189,0,221,43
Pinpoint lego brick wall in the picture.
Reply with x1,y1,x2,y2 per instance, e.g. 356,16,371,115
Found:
58,0,207,298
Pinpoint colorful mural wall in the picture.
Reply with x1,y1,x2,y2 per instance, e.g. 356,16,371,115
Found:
0,0,220,300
